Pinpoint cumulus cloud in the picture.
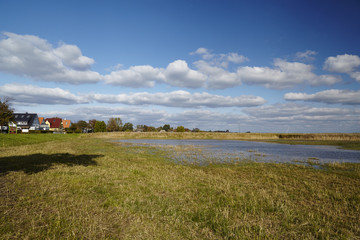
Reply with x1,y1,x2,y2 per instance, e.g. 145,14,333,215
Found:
0,83,88,105
103,65,164,88
284,89,360,105
323,54,360,73
90,90,266,108
191,50,340,89
0,32,101,84
103,60,207,88
237,59,341,89
243,103,360,123
194,60,241,89
0,83,265,108
53,43,95,70
163,60,207,88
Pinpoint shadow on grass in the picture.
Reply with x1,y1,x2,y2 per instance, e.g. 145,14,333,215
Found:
0,153,102,175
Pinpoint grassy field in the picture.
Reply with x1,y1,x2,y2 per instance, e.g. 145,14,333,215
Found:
0,133,360,239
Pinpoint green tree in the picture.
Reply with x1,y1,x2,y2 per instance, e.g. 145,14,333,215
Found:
77,120,89,130
94,121,107,132
107,117,122,132
0,97,14,126
69,122,78,132
176,126,185,132
122,122,133,132
162,124,171,132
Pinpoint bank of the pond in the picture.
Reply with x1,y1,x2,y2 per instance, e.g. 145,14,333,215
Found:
1,134,359,239
116,139,360,165
95,132,360,150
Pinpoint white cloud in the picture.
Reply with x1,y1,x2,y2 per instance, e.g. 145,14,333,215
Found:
0,32,101,84
163,60,207,88
90,90,266,108
243,103,360,119
103,65,164,88
323,54,360,73
350,71,360,81
284,89,360,105
0,33,354,90
194,60,241,89
192,53,340,89
53,43,95,70
0,83,265,108
295,50,317,62
238,59,341,89
0,83,88,105
104,60,207,89
191,47,248,68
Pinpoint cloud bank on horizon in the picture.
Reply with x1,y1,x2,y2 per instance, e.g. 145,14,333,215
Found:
1,25,359,133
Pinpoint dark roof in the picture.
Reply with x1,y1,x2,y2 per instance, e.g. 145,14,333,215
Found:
13,113,39,127
45,118,62,128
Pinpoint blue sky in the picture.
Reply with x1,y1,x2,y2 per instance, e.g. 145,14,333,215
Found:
1,0,360,132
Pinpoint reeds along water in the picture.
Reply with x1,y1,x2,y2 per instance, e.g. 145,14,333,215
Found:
278,133,360,141
98,131,360,141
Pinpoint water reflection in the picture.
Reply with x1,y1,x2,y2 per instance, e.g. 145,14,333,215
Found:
116,139,360,165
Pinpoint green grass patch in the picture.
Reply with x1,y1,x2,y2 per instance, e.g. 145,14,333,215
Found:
0,133,80,148
0,134,359,239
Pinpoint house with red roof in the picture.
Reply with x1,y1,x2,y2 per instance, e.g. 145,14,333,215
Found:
44,118,63,131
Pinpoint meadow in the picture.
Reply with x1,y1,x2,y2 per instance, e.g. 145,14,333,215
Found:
0,133,359,239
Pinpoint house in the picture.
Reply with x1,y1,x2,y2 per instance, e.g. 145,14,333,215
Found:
62,119,71,129
40,120,50,131
44,118,63,131
37,117,50,131
12,113,40,132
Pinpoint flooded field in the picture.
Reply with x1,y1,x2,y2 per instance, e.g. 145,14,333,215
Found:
117,139,360,165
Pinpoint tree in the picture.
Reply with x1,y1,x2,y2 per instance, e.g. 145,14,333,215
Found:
77,120,89,130
107,117,122,132
115,117,123,129
176,126,185,132
88,119,97,129
162,124,171,132
69,122,78,132
0,97,14,126
122,122,133,132
94,121,107,132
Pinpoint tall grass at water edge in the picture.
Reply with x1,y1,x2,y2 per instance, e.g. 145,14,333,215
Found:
96,132,360,150
95,131,360,140
0,133,359,239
